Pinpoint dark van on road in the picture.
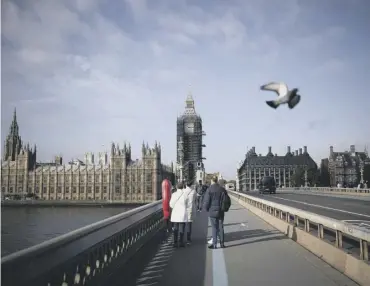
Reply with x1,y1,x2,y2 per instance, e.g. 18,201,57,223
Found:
258,176,276,194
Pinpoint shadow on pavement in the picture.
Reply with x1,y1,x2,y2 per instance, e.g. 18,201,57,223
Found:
156,211,210,286
224,228,280,242
224,228,287,248
227,207,246,211
228,234,288,248
208,222,246,228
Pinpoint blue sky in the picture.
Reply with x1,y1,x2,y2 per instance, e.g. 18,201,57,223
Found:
1,0,370,179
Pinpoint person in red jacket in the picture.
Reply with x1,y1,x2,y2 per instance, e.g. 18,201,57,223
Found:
162,179,172,232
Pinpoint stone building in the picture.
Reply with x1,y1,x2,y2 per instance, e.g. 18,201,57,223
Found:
1,109,175,202
326,145,370,187
237,146,317,192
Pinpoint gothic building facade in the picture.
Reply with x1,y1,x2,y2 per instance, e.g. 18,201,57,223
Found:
237,146,317,192
176,93,206,183
1,109,175,202
326,145,369,187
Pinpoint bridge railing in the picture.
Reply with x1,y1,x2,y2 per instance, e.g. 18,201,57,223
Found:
229,190,370,262
1,201,163,286
279,186,370,194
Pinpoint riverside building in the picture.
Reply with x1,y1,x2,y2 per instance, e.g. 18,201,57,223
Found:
1,109,175,202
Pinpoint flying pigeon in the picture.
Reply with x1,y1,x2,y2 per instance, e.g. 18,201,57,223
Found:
260,82,301,109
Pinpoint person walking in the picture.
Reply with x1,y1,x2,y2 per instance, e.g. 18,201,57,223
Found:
195,180,205,211
183,180,197,245
162,179,172,232
170,182,188,248
204,175,231,249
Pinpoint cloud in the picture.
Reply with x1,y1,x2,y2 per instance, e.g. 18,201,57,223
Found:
1,0,369,178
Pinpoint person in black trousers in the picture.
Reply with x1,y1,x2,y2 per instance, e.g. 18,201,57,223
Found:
203,176,226,249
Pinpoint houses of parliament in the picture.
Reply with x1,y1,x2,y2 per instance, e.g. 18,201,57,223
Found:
1,109,175,202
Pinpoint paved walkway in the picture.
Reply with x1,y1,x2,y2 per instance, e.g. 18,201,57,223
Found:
132,199,359,286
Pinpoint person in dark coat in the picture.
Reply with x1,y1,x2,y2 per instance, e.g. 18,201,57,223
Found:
203,175,226,249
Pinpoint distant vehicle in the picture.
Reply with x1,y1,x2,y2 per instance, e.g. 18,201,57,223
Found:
225,183,235,192
258,176,276,194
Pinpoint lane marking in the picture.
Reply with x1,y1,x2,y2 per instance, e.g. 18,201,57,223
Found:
341,220,370,229
268,196,370,219
212,248,228,286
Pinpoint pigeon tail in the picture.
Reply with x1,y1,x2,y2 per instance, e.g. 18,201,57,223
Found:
266,100,279,109
288,94,301,109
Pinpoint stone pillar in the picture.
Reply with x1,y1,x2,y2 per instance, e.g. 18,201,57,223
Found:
259,168,261,183
254,169,257,190
283,168,286,187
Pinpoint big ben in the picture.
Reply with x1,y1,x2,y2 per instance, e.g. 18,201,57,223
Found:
176,92,206,183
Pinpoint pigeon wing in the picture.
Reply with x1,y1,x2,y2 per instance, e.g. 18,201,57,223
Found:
260,82,288,96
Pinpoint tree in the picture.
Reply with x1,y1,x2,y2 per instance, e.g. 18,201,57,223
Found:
319,166,330,186
363,164,370,184
291,168,305,187
307,168,319,186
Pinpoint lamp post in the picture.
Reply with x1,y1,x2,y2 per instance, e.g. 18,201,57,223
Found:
304,169,308,187
360,161,364,184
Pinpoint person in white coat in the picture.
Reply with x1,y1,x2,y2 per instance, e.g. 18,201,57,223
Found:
183,180,197,245
170,182,187,247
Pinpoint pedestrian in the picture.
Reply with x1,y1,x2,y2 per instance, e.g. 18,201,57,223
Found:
169,182,187,248
161,179,172,232
183,180,197,245
195,180,205,211
204,175,231,249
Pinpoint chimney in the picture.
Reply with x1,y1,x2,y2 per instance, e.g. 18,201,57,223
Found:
287,146,291,154
330,146,334,155
299,148,302,155
350,145,355,153
303,146,307,154
252,146,255,153
268,146,272,153
295,150,298,156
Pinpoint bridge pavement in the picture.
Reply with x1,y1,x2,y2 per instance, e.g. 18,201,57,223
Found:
112,200,359,286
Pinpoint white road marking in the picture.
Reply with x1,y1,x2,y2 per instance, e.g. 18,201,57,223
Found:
241,223,246,227
212,249,228,286
269,196,370,219
341,220,370,229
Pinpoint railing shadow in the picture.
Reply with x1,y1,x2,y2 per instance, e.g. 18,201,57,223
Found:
107,226,172,285
117,211,210,286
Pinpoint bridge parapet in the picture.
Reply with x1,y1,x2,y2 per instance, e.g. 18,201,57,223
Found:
1,201,163,286
282,186,370,194
229,190,370,286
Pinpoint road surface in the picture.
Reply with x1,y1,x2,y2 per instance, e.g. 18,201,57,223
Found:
245,190,370,229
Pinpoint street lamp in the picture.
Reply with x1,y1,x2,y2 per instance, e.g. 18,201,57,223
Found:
359,161,364,184
304,169,308,187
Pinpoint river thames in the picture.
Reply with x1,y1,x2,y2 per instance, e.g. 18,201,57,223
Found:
1,205,134,256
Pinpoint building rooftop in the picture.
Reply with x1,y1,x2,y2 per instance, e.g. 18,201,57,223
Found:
240,146,317,169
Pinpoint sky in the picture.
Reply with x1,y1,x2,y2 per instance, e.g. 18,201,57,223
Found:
1,0,370,179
